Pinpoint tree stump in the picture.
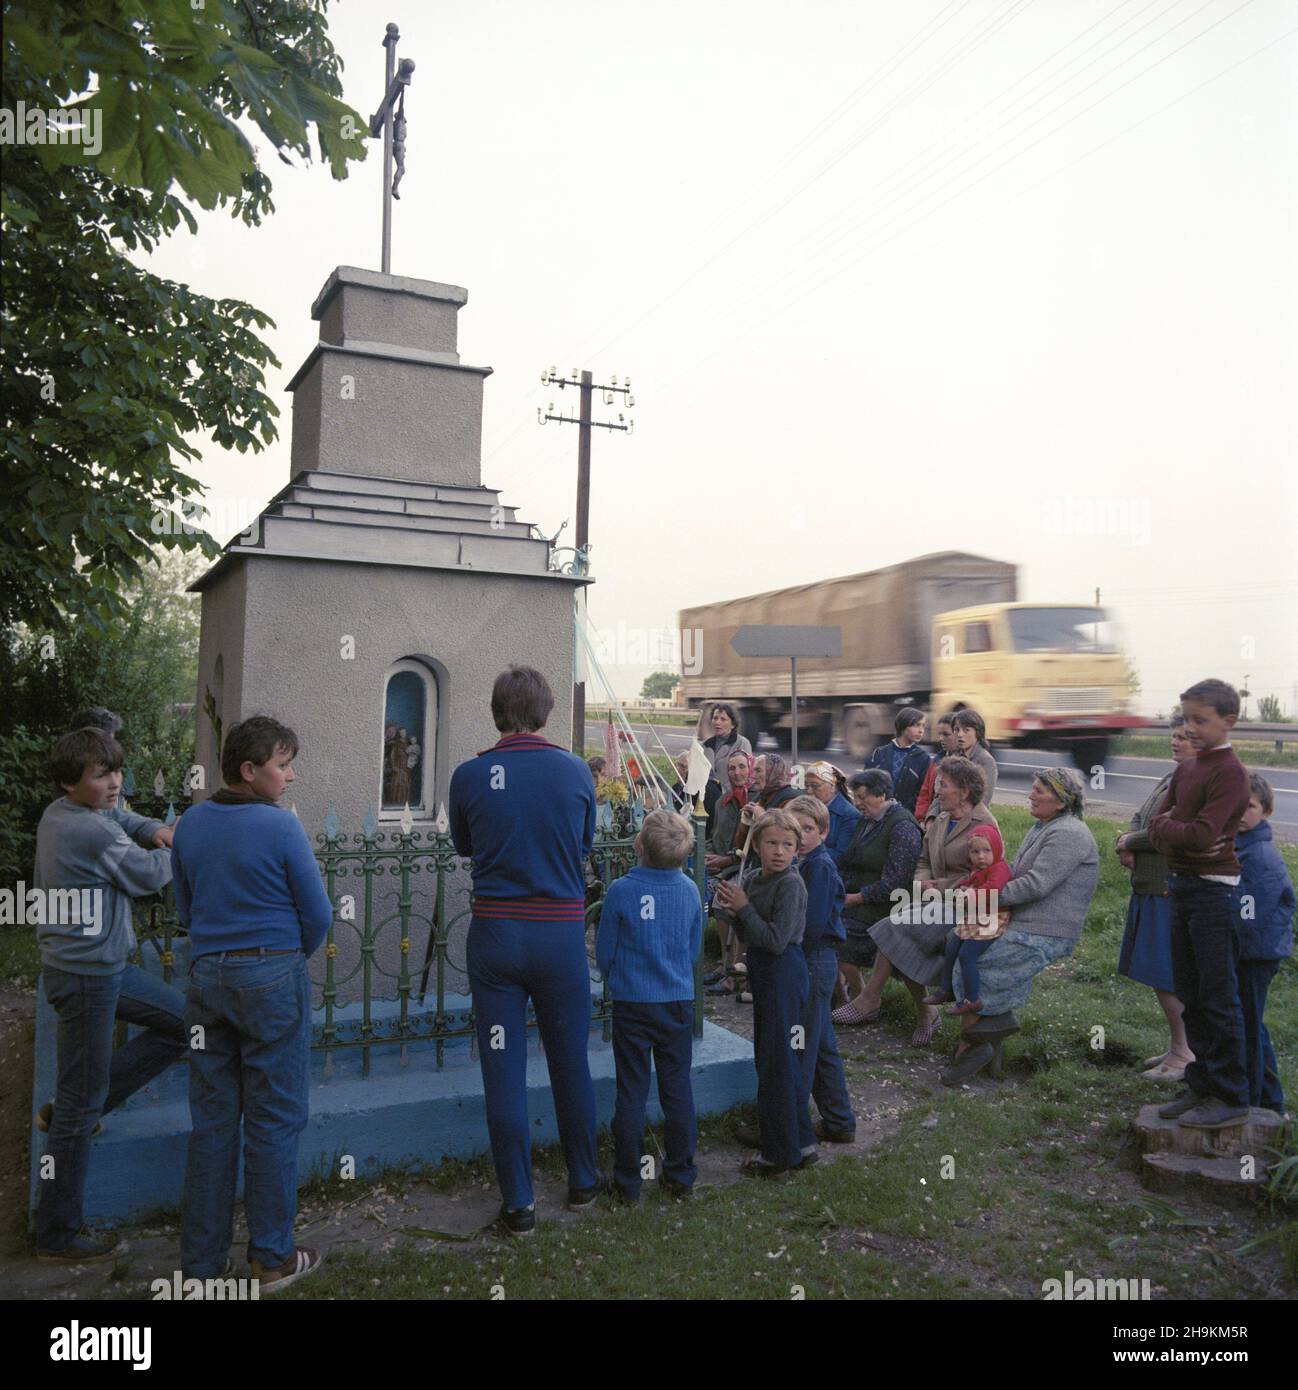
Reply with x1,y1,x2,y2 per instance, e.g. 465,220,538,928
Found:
1131,1104,1288,1206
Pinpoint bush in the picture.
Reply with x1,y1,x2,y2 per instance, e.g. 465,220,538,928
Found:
0,550,202,882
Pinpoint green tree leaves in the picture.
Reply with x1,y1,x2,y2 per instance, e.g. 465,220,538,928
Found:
2,1,368,633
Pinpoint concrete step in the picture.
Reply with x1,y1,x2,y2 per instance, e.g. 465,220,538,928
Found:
278,501,531,538
296,469,502,508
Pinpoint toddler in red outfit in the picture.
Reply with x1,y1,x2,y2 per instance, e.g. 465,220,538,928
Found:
924,823,1013,1015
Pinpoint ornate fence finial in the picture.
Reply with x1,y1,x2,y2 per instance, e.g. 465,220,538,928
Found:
153,769,166,797
363,806,378,840
399,803,414,836
164,802,176,826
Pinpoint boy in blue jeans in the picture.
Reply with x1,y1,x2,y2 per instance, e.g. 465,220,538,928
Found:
33,728,186,1263
788,795,855,1145
1234,774,1295,1113
1149,679,1252,1130
171,716,334,1292
596,810,703,1202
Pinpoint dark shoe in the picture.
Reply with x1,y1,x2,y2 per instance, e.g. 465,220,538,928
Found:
940,1041,994,1087
815,1122,856,1144
705,978,734,996
733,1124,762,1148
35,1102,103,1138
567,1173,607,1210
604,1179,640,1207
249,1247,324,1292
703,965,727,986
1157,1089,1202,1120
797,1150,820,1170
741,1156,793,1178
1177,1100,1249,1130
36,1229,120,1265
495,1204,536,1236
660,1177,693,1200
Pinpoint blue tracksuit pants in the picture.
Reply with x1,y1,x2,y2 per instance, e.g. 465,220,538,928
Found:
748,944,811,1168
800,945,855,1136
611,1000,698,1198
467,919,599,1211
1238,959,1284,1112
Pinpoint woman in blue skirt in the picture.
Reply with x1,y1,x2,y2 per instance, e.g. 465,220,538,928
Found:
449,666,600,1235
1114,714,1195,1082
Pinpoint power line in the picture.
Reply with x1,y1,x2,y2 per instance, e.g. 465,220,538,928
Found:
658,0,1274,391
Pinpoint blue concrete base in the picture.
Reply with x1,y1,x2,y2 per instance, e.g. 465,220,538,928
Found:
30,971,757,1224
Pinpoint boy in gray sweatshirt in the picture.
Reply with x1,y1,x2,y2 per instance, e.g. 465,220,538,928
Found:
713,809,812,1175
32,729,187,1264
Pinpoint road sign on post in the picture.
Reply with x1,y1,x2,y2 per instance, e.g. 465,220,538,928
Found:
729,625,842,766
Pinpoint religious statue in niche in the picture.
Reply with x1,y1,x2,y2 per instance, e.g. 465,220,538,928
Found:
383,721,421,807
382,667,428,810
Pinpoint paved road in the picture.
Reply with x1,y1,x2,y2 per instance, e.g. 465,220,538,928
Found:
585,722,1298,841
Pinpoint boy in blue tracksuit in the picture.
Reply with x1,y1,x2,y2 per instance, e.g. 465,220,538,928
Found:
172,716,334,1292
449,666,600,1234
789,795,856,1144
714,808,811,1176
596,810,703,1203
1234,774,1295,1113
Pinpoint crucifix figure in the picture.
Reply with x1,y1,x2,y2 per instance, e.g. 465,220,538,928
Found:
369,22,416,274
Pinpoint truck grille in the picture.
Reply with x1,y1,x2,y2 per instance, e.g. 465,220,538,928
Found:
1042,688,1111,713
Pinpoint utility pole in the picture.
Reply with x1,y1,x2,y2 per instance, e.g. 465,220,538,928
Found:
539,368,635,753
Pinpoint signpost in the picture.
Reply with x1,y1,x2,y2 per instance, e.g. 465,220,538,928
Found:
729,625,842,765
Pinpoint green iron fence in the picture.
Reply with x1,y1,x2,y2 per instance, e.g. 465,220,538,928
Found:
129,804,711,1075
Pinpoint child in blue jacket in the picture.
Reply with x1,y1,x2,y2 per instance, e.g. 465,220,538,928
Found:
1235,774,1295,1113
596,810,703,1202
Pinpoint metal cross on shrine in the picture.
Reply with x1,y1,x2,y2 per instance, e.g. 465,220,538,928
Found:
369,22,416,274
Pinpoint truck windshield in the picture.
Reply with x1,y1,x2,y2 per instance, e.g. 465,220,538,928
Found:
1007,608,1118,653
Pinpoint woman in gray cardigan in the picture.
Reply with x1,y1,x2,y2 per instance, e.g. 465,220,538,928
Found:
944,766,1099,1084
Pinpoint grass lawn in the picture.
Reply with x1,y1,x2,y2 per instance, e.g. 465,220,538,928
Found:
274,805,1296,1301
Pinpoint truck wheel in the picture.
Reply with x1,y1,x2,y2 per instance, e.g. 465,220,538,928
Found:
842,707,873,763
773,728,793,751
799,717,833,752
1069,737,1110,773
738,706,763,749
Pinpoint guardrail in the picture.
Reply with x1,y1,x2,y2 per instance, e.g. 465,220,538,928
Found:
1141,722,1297,754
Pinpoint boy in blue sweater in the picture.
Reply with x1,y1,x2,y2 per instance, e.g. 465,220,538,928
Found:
1234,774,1295,1113
171,716,334,1293
596,810,703,1203
788,795,855,1145
33,729,185,1264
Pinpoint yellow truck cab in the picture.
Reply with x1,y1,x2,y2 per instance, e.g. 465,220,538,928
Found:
933,602,1144,768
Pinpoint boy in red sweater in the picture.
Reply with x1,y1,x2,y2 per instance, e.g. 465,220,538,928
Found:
1147,679,1251,1129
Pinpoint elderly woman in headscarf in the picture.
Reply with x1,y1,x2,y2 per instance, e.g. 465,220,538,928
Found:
941,766,1100,1086
803,760,862,867
741,753,799,820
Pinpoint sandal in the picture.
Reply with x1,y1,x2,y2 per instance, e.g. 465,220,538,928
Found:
1141,1061,1187,1082
831,998,881,1026
909,1007,943,1047
948,998,983,1016
1141,1052,1169,1070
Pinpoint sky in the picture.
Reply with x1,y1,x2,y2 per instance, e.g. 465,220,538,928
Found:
142,0,1298,714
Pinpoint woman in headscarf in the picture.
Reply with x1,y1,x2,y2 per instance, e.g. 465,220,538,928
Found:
701,703,753,826
941,766,1100,1086
1114,715,1194,1081
803,760,862,867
